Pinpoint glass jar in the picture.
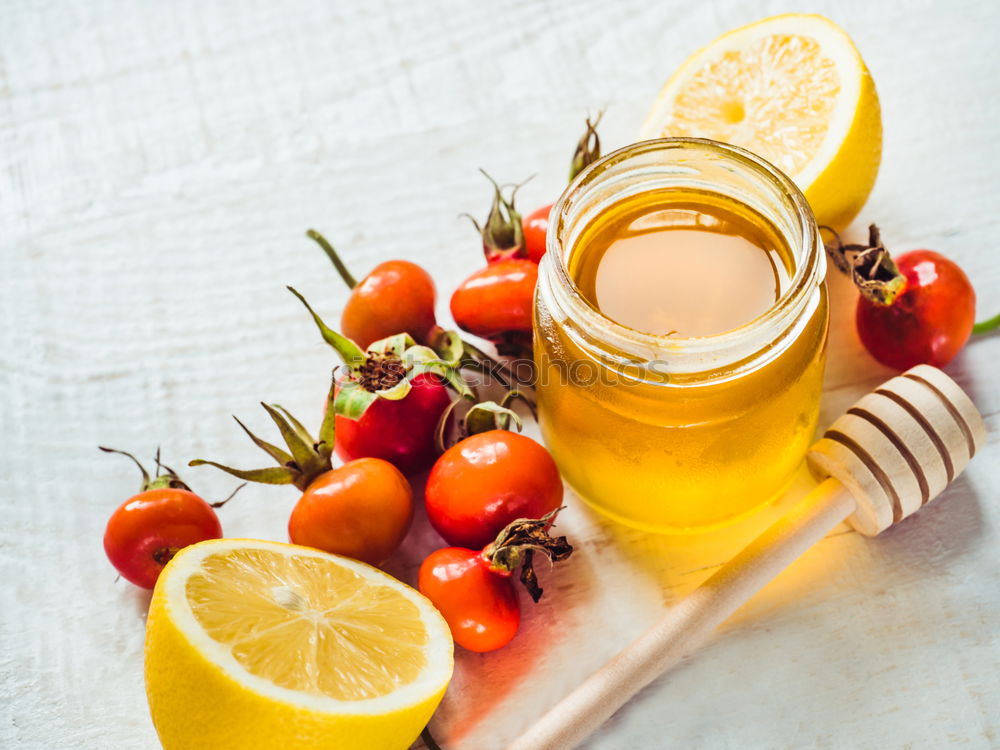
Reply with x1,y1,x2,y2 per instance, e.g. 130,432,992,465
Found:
534,138,829,533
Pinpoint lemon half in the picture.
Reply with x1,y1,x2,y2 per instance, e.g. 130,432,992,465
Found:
641,14,881,229
145,539,453,750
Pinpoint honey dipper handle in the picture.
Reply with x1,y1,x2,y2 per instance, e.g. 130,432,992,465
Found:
506,478,857,750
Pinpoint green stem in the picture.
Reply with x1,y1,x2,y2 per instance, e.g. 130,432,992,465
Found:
972,312,1000,335
306,229,357,290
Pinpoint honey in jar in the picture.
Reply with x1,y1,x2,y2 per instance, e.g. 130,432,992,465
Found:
571,196,790,338
534,138,829,532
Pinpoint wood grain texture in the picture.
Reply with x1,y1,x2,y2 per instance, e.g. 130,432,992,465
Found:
808,366,986,535
1,1,998,749
515,367,984,748
508,479,859,750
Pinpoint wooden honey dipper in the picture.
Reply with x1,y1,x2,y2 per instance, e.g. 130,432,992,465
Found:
507,364,986,750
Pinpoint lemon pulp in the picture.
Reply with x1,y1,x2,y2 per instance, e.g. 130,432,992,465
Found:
145,539,452,750
657,33,840,178
641,14,882,229
185,547,428,701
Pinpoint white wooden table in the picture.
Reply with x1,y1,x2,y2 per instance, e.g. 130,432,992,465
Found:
2,1,997,748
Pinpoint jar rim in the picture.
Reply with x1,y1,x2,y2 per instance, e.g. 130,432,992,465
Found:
541,137,825,376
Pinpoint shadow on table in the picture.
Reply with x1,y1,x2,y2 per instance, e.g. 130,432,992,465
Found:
427,498,603,747
584,461,831,604
868,472,984,574
125,582,154,615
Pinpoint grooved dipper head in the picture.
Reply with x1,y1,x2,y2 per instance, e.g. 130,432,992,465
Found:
807,365,986,536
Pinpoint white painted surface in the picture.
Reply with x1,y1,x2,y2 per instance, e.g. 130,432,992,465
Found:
1,1,998,749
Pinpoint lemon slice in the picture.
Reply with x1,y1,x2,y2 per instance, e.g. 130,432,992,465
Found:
145,539,453,750
641,14,881,229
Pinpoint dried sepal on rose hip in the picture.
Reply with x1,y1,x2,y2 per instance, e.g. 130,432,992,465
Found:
523,112,604,264
189,385,341,491
427,389,550,551
456,116,604,355
567,111,603,183
189,389,413,566
308,228,534,391
305,230,523,388
824,224,906,306
418,508,573,652
428,326,520,390
465,169,528,265
434,387,536,454
484,508,573,603
824,224,995,369
290,285,472,411
463,397,528,436
288,286,476,474
452,170,562,360
101,447,238,589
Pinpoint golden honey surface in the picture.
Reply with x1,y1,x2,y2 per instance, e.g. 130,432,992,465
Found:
535,190,828,532
571,192,791,337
